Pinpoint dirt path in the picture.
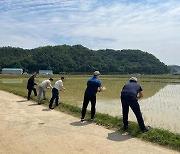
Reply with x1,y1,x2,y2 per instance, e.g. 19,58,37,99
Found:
0,90,178,154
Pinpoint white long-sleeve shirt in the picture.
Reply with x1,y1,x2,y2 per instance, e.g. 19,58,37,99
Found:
54,80,63,91
39,80,53,89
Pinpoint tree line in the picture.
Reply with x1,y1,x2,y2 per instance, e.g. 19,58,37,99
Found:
0,45,170,74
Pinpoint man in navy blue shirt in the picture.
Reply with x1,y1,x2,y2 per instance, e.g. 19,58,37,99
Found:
81,71,103,122
121,77,149,132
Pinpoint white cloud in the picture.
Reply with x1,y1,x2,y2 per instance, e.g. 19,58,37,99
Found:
0,0,180,65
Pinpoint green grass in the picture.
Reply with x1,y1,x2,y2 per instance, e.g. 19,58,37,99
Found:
0,75,180,151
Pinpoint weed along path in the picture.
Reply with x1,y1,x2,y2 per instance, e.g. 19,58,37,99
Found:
0,90,178,154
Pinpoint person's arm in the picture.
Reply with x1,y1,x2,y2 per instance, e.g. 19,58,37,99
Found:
60,86,65,91
49,84,53,89
97,80,103,92
47,81,53,89
98,87,103,92
33,78,38,85
137,91,143,100
60,82,65,91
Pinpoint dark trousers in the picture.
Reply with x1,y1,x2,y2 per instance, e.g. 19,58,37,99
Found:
49,88,59,108
121,93,146,131
81,94,96,119
27,88,37,100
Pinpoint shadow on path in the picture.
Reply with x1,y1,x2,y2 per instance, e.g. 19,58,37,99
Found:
16,100,28,102
42,108,51,111
70,121,92,126
28,104,38,106
107,131,132,142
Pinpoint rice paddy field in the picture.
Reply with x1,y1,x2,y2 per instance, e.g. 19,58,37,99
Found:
0,74,180,134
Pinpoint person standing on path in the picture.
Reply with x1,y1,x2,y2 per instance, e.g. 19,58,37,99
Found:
49,77,65,109
27,72,38,100
37,78,53,105
120,77,149,133
81,71,103,122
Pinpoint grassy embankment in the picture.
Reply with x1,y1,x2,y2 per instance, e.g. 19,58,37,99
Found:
0,74,179,151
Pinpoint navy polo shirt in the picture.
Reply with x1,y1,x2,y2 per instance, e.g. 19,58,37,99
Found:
121,81,142,97
85,77,102,96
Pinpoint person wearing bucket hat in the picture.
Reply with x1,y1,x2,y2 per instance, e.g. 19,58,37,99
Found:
120,77,150,133
81,71,103,122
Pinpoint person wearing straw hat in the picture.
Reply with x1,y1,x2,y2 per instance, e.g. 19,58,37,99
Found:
81,71,104,122
120,77,150,133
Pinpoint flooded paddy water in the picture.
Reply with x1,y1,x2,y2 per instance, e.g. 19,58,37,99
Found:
0,75,180,134
61,76,180,134
95,84,180,134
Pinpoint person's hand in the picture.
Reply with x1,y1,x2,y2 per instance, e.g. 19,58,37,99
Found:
102,87,106,91
60,87,65,91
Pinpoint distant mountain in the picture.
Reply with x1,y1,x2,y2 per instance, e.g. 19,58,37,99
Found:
168,65,180,74
0,45,169,74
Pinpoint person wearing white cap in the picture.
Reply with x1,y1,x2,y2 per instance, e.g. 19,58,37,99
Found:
120,77,150,133
81,71,103,122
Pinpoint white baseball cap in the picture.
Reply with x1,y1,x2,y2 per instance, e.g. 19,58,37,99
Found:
130,77,137,82
94,71,101,76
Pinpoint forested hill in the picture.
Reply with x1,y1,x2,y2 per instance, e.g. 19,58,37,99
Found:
0,45,169,74
168,65,180,74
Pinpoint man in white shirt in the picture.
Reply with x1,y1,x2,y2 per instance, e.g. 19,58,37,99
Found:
37,78,53,105
49,77,65,109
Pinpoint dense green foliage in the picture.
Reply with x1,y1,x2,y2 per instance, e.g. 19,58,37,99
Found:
0,45,169,74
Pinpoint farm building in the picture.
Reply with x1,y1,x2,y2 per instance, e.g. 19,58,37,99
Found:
2,68,23,74
39,70,53,75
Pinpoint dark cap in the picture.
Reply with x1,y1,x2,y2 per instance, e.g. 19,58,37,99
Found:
49,78,53,81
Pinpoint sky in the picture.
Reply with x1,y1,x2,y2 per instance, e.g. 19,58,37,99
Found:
0,0,180,66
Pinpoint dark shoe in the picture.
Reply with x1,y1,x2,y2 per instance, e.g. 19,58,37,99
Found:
123,126,128,130
90,118,94,122
49,107,54,110
142,126,151,133
81,118,85,122
38,103,41,105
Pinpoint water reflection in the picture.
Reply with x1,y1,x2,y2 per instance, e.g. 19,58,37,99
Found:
140,84,180,134
90,84,180,134
1,79,23,83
